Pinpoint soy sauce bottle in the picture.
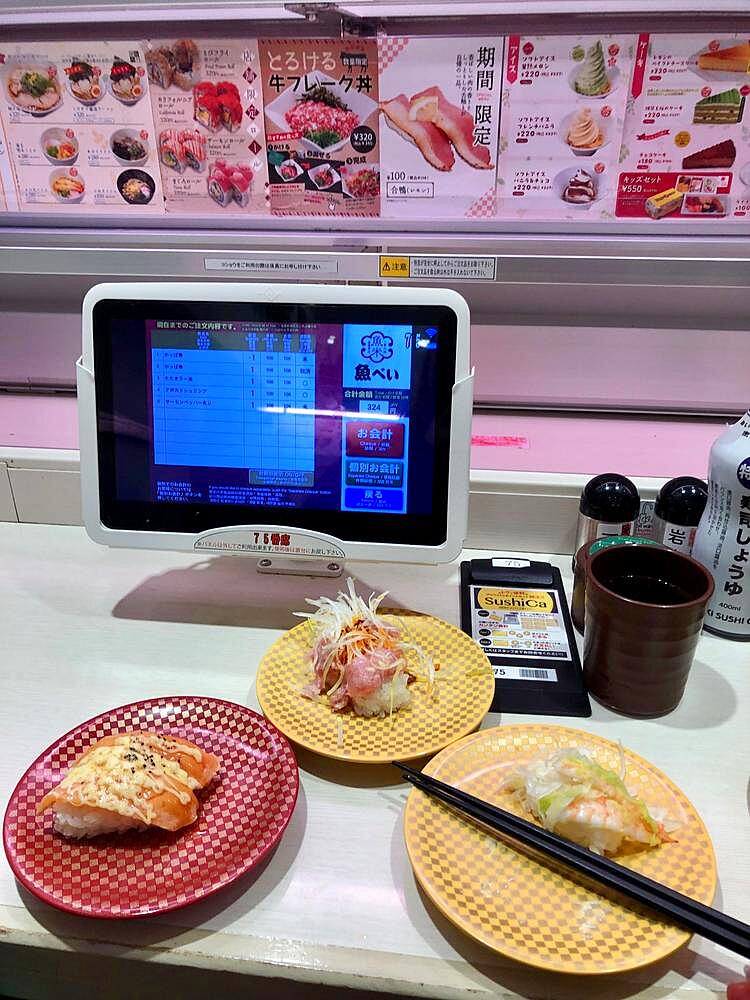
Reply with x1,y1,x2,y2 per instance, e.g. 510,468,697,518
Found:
693,409,750,640
572,473,641,570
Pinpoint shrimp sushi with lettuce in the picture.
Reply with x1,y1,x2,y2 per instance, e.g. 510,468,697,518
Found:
503,747,676,856
298,579,434,718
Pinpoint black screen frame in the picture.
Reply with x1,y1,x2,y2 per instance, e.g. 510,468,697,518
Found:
92,298,458,547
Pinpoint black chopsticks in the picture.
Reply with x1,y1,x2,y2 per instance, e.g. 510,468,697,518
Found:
394,760,750,959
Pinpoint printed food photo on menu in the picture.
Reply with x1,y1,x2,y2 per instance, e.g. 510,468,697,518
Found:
0,41,164,214
145,38,268,215
378,36,502,221
4,62,63,117
495,34,635,221
617,33,750,223
260,38,380,217
64,58,104,107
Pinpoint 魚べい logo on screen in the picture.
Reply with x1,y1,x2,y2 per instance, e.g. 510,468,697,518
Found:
360,331,394,364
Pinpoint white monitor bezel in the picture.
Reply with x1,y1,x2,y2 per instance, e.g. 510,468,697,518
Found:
77,281,473,564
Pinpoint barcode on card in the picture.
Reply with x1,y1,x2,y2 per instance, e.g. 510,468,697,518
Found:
493,665,558,682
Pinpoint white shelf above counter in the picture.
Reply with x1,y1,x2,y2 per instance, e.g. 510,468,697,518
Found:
0,0,312,27
341,0,750,11
1,224,750,287
1,0,749,29
337,0,750,33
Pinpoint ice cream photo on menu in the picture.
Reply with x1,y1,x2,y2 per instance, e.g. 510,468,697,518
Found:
496,34,634,220
571,40,618,98
378,36,502,220
564,107,605,154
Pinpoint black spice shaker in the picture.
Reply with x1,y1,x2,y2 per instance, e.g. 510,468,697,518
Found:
572,473,641,570
652,476,708,556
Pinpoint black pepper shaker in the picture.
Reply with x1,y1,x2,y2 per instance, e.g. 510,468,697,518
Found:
652,477,708,555
572,473,641,570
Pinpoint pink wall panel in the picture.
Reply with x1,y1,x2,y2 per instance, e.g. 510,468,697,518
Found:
472,323,749,414
0,394,724,481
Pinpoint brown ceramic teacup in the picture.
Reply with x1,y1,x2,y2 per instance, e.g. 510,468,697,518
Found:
583,544,714,717
571,534,665,635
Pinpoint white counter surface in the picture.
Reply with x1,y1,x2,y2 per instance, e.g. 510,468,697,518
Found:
0,523,748,999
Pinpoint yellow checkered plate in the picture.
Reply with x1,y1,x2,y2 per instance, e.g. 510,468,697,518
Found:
404,724,717,974
256,612,494,763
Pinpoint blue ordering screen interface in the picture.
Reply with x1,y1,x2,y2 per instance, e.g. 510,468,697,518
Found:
133,317,440,517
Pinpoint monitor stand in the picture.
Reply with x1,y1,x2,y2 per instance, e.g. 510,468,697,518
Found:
256,557,343,578
193,528,346,578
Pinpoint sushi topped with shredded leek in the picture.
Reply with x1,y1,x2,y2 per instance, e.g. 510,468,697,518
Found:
298,578,434,718
503,747,678,856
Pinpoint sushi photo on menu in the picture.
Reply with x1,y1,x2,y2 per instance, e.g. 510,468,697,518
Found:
495,34,634,220
260,38,380,217
145,38,268,214
616,33,750,223
0,41,163,214
378,36,502,221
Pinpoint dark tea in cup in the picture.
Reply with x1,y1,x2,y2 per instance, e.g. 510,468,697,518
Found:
571,534,663,634
596,573,692,605
583,544,714,717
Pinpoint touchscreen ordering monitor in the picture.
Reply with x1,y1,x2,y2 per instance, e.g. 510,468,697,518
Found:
78,282,473,565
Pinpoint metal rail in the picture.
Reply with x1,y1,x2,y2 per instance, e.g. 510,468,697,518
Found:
1,226,749,287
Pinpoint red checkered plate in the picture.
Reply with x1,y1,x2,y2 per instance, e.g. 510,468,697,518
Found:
3,696,299,919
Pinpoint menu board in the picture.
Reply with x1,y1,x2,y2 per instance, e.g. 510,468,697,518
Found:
145,38,268,215
259,38,380,216
378,37,502,220
1,30,748,227
496,34,635,220
0,42,163,214
616,33,750,222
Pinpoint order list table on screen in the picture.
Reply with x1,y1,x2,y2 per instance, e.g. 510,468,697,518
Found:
151,330,316,487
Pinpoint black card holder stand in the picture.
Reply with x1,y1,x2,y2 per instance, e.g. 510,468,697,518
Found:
460,558,591,717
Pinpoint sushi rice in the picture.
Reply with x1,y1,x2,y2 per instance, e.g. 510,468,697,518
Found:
51,802,147,839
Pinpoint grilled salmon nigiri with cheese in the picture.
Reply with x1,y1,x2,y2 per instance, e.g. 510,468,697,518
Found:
38,731,220,838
